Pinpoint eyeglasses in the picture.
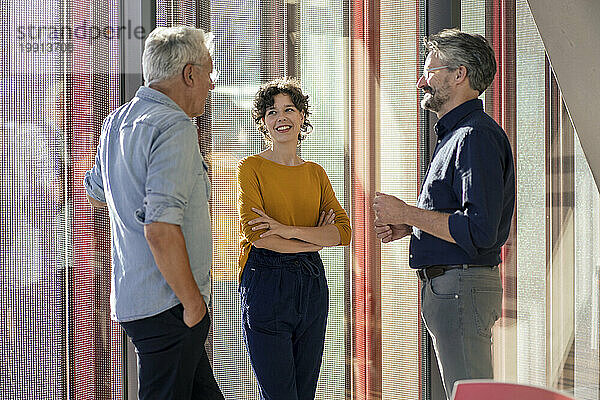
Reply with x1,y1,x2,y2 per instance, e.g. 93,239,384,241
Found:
209,69,220,84
422,65,449,79
189,63,220,85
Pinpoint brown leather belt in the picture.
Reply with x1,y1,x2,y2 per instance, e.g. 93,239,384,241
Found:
416,265,494,282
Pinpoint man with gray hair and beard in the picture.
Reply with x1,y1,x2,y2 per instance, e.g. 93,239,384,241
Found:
373,29,515,399
84,26,223,399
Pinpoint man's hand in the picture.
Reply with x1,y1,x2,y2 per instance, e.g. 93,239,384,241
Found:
374,223,412,243
144,222,207,328
374,193,456,244
86,193,107,208
373,192,409,226
183,298,207,328
249,208,294,239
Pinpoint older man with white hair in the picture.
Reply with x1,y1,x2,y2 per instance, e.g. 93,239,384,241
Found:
84,26,223,399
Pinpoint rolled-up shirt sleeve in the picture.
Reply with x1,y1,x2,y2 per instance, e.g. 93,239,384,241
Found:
83,146,106,203
448,130,505,257
134,121,203,226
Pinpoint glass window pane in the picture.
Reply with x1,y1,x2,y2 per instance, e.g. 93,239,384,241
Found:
379,1,420,398
461,1,600,397
1,0,123,398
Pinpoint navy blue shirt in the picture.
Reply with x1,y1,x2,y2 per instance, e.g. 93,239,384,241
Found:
409,99,515,268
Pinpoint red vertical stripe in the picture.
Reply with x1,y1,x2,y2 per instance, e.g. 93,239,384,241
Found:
490,0,517,321
351,0,382,398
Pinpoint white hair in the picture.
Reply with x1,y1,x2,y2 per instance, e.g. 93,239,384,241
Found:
142,26,214,85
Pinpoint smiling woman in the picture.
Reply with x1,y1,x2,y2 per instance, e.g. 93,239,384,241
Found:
263,93,305,144
236,77,351,400
251,77,313,147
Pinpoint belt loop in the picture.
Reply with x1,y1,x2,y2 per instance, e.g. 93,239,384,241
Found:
462,264,469,270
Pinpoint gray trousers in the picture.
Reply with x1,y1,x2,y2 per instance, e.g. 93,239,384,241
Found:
420,265,502,399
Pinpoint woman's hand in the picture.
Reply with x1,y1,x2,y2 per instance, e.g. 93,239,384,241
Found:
317,209,336,226
249,207,338,243
249,208,295,239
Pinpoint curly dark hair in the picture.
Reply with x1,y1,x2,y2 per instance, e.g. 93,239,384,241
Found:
251,77,313,146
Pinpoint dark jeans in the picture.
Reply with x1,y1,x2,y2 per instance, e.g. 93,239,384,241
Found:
420,265,502,400
240,247,329,400
121,304,224,400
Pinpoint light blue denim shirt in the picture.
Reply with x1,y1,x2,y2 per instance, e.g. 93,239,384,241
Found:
84,86,212,322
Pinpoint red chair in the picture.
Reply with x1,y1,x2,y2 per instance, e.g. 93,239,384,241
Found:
451,380,575,400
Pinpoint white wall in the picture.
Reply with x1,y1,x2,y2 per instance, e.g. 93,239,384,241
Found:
527,0,600,190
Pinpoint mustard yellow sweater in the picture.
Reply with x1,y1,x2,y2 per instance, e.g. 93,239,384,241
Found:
237,155,352,275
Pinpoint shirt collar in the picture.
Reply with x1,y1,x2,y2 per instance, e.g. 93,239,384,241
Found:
135,86,187,114
434,98,483,139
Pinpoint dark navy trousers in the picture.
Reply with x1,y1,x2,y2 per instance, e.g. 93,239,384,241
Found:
121,304,224,400
240,247,329,400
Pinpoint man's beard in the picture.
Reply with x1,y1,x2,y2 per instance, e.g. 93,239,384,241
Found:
420,81,450,112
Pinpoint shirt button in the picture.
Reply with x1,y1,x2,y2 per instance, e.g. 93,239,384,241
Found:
409,254,413,258
437,140,441,143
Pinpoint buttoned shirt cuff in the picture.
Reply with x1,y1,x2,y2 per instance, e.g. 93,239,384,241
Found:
448,212,477,257
83,170,106,203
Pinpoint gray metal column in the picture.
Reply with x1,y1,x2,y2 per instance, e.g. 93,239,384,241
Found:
118,1,156,398
419,2,460,399
120,0,156,102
